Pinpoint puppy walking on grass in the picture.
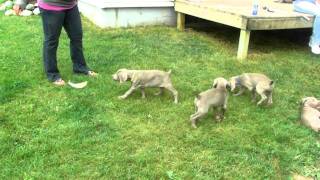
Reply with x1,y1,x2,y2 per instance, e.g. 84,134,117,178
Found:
229,73,274,106
190,77,230,128
112,69,178,103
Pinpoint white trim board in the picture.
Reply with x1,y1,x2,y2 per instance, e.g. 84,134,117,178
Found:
79,0,174,8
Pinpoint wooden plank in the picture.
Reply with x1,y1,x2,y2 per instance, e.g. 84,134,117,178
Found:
237,29,251,60
176,0,313,18
247,17,313,30
175,1,247,29
177,12,185,31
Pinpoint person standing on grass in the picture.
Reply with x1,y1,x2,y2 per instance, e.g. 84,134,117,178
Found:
36,0,97,86
294,0,320,54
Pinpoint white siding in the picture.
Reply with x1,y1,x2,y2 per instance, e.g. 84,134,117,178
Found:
80,0,174,8
78,0,176,28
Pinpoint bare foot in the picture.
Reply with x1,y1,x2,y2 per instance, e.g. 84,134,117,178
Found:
87,71,98,77
53,79,65,86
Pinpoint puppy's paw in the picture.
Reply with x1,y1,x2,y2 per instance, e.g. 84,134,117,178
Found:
190,119,197,128
154,92,162,96
191,124,197,129
215,115,224,122
118,96,126,100
257,102,263,106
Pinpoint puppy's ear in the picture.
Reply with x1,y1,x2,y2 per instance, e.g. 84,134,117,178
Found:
301,98,307,106
119,71,128,83
212,79,218,88
229,78,236,92
213,82,218,88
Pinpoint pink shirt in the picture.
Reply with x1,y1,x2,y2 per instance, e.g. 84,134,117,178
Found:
38,0,76,11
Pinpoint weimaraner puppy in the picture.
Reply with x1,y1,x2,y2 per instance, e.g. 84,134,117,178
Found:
229,73,274,105
112,68,178,103
300,97,320,132
190,77,230,128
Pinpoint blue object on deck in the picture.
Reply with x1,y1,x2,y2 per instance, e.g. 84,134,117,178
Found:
252,0,259,15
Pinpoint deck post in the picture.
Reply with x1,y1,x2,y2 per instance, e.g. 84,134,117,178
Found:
177,12,185,31
237,29,251,60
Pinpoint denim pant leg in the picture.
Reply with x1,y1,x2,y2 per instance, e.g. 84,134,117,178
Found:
40,9,65,81
294,0,320,44
63,5,89,74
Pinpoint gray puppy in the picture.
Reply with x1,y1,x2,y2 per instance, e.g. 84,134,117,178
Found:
229,73,274,105
112,68,178,103
190,77,229,128
300,97,320,132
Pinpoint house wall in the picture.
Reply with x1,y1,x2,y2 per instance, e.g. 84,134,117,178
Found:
78,0,176,28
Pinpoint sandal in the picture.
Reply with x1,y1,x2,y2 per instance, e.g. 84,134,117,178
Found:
53,78,66,86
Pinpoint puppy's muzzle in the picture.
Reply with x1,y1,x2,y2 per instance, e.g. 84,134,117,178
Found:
112,74,118,81
230,85,236,92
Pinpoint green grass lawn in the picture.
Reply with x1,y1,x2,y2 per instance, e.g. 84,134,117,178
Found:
0,14,319,179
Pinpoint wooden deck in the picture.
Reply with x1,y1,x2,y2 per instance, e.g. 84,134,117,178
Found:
175,0,314,59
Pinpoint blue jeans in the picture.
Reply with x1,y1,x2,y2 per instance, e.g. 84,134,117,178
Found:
294,0,320,45
40,6,90,81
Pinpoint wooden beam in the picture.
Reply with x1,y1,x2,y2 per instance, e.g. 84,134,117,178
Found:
175,1,247,29
177,12,185,31
247,17,314,30
237,29,251,60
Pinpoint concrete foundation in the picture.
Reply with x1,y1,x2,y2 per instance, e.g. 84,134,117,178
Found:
78,0,176,28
